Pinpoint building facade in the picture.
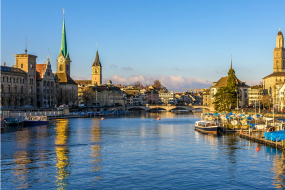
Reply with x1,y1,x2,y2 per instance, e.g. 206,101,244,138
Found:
36,56,57,108
263,29,285,95
248,85,263,106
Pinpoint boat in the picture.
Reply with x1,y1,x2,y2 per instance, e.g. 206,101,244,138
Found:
23,116,49,126
194,120,224,135
3,117,19,126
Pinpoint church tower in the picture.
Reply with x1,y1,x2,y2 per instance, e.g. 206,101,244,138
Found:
57,9,71,75
273,29,285,72
92,50,102,86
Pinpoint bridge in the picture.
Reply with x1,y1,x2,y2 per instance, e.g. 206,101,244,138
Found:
126,104,210,112
192,105,210,110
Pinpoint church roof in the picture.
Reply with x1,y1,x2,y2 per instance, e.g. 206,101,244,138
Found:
212,76,249,88
92,50,101,66
74,80,92,87
59,14,69,58
263,72,285,79
55,72,77,85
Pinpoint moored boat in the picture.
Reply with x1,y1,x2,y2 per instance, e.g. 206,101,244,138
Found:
194,120,223,135
23,116,49,126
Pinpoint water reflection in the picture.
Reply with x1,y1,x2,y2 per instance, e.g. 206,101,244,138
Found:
13,130,31,189
54,119,70,190
90,119,102,179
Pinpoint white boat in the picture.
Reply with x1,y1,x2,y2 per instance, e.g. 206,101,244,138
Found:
23,116,49,126
194,120,224,135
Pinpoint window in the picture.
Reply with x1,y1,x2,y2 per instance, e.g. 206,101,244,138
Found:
14,86,17,93
13,78,15,83
1,85,3,93
23,79,25,84
21,86,23,93
20,78,22,83
30,86,33,93
21,64,23,68
17,78,19,83
7,85,10,93
7,77,8,82
43,81,46,86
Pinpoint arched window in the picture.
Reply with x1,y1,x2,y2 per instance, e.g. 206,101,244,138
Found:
43,81,46,86
59,65,63,71
47,81,50,87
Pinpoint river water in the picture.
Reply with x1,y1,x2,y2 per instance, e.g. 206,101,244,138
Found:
1,112,285,189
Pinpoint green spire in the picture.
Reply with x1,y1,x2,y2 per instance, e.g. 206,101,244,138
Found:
60,11,68,58
93,50,101,66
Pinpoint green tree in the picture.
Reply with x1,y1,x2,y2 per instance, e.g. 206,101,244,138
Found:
213,64,238,112
213,87,231,112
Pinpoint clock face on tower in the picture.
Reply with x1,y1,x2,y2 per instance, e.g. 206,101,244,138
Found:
93,67,99,74
58,56,64,63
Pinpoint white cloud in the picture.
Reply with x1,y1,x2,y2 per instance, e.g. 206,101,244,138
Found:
103,75,213,91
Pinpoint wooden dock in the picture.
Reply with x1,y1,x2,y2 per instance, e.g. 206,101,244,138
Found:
239,131,285,150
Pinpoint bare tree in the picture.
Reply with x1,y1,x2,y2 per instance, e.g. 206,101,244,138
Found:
153,80,162,89
133,81,143,89
82,88,94,106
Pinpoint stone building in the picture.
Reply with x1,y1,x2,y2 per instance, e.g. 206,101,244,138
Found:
92,50,102,86
159,91,175,104
248,85,263,106
36,56,57,108
203,89,210,106
263,29,285,95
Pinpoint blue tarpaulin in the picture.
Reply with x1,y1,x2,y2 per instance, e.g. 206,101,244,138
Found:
264,130,285,142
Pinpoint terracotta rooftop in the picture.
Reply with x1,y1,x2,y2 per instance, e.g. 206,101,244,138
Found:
36,64,47,80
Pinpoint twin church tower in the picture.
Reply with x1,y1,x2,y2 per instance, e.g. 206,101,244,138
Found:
57,10,102,86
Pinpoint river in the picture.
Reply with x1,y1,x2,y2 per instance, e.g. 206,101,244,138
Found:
1,112,285,189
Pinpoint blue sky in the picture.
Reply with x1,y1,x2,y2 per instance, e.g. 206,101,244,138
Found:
1,0,285,91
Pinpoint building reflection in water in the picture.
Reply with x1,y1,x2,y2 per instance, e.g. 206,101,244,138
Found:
267,147,285,188
90,119,102,180
54,119,70,190
13,129,31,189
